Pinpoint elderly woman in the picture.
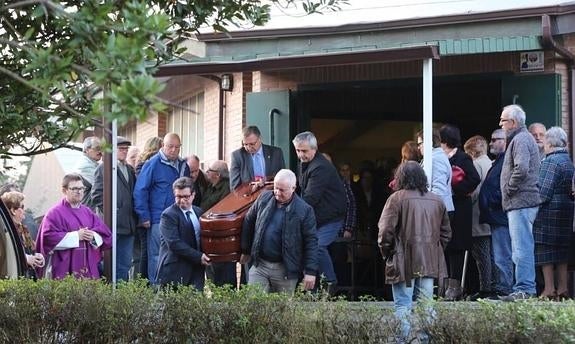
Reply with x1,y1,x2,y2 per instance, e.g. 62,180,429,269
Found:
36,173,112,279
439,124,481,300
378,161,451,341
534,127,574,300
0,191,44,278
464,135,497,300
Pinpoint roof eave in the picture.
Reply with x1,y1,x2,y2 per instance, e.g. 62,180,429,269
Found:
197,3,575,42
155,45,439,77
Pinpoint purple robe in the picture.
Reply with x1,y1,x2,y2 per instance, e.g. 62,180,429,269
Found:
36,199,112,279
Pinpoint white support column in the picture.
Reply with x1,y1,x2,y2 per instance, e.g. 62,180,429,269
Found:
112,120,118,287
423,58,433,185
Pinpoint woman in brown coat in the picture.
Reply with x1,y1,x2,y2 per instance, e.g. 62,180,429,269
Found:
378,161,451,341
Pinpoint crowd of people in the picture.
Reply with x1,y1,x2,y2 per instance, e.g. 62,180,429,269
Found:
1,103,574,339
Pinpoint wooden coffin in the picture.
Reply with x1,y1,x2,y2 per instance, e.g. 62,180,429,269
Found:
200,182,271,263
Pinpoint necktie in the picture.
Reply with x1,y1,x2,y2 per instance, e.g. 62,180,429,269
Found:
186,211,200,248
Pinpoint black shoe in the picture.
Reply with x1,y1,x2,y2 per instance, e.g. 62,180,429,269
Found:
468,291,499,301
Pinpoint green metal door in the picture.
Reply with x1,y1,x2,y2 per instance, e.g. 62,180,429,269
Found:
246,90,292,167
501,73,561,126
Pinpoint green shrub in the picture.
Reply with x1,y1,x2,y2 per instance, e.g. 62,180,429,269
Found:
0,278,574,343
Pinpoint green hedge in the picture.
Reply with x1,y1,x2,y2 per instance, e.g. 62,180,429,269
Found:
0,278,574,343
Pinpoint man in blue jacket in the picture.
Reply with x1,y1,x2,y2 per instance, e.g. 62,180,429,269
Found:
479,129,511,297
133,133,190,284
240,169,318,293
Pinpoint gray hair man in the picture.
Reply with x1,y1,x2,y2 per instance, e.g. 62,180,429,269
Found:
74,136,102,208
528,122,546,160
498,105,541,301
229,126,285,190
292,131,346,292
240,169,318,293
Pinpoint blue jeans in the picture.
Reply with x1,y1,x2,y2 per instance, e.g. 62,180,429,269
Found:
116,234,135,282
317,220,343,284
490,225,513,295
507,207,538,295
147,223,161,285
392,277,434,342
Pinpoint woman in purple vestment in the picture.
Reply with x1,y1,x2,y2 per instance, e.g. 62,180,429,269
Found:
36,174,112,279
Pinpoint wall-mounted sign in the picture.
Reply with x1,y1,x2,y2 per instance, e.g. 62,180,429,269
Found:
520,51,544,72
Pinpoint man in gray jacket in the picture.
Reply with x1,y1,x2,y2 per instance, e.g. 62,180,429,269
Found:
499,104,541,301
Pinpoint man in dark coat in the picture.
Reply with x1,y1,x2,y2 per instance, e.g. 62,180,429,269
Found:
240,169,318,293
92,136,138,281
293,131,346,291
478,129,511,297
156,177,211,290
230,126,285,190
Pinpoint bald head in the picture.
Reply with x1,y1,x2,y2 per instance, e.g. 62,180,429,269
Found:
162,133,182,161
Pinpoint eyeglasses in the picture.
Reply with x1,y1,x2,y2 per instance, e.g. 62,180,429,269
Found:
207,169,218,174
67,187,86,192
166,144,181,149
175,194,192,200
118,146,130,150
490,138,505,142
499,118,511,122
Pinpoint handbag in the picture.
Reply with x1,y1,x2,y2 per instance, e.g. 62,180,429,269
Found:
451,165,466,187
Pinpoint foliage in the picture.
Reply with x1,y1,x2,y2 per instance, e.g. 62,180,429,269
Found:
1,278,575,343
0,0,347,156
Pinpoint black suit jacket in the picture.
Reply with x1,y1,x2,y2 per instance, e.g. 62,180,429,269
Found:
229,144,285,190
91,162,137,235
156,204,205,290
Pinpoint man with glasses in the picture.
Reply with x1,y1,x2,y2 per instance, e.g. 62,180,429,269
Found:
156,177,211,290
36,173,112,279
92,137,137,281
528,122,547,160
200,160,237,287
478,129,511,299
498,105,541,301
134,133,190,285
230,126,285,190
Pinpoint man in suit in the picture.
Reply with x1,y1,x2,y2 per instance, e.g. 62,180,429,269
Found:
230,126,285,190
156,177,211,290
92,136,138,281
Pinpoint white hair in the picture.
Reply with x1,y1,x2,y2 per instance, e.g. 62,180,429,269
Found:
274,169,296,187
503,104,526,127
545,126,568,148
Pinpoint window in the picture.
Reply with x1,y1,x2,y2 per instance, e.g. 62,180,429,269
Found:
167,92,204,158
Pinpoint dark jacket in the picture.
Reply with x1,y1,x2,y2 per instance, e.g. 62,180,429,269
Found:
378,189,451,286
479,153,508,226
241,191,318,279
92,162,137,235
230,144,285,190
156,204,205,290
500,127,541,211
200,179,230,213
298,152,346,227
448,149,480,251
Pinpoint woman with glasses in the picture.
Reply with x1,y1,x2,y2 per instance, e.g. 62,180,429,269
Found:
35,173,111,279
0,191,44,279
